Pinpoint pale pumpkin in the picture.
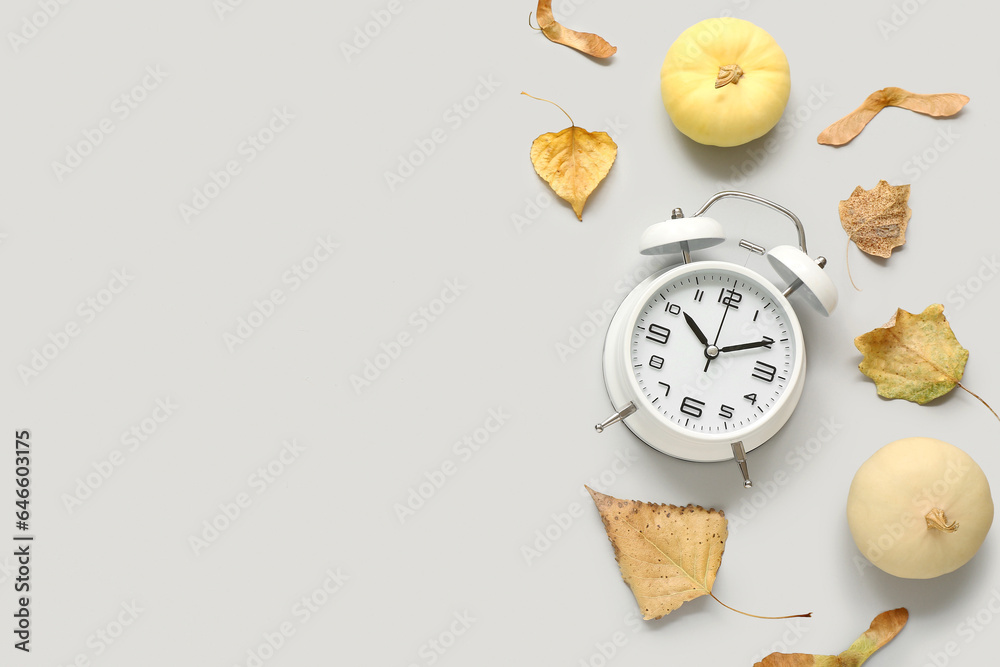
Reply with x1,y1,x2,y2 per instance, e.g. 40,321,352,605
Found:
847,437,993,579
660,18,790,147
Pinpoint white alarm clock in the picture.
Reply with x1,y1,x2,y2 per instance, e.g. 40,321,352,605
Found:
596,191,837,487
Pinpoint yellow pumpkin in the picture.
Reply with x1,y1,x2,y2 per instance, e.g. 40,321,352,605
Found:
660,18,790,147
847,437,994,579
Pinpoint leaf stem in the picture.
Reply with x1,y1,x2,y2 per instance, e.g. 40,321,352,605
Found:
846,237,861,291
957,382,1000,423
521,92,575,127
709,593,812,620
527,12,541,30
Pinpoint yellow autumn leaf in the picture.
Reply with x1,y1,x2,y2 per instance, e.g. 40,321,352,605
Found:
587,487,812,621
855,304,968,404
855,304,999,421
523,93,617,221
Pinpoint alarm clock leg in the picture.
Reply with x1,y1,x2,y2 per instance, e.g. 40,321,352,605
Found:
595,402,637,433
731,441,753,488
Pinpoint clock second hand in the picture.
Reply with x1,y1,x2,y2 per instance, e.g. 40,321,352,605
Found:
704,297,735,372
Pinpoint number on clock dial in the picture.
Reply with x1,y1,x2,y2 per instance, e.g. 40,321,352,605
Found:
645,323,670,345
718,287,742,309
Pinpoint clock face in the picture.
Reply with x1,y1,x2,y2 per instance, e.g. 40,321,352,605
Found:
630,268,798,436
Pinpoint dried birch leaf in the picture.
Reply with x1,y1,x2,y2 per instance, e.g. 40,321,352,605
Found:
855,304,999,421
818,87,969,146
532,0,617,58
755,608,908,667
586,486,810,621
524,93,617,221
855,304,968,404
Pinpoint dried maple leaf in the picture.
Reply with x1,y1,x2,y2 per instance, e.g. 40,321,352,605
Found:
818,87,968,146
531,0,617,58
839,180,910,290
855,304,998,420
755,608,908,667
586,486,810,621
523,93,617,221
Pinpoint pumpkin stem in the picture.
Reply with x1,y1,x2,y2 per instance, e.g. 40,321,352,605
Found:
926,508,959,533
716,64,744,89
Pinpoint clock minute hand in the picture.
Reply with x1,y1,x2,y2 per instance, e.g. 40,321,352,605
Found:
683,312,709,346
719,340,771,353
703,299,734,372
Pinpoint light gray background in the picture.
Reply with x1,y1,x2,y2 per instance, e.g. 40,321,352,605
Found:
3,0,999,665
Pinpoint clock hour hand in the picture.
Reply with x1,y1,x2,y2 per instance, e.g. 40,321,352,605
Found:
719,339,772,353
683,312,709,346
